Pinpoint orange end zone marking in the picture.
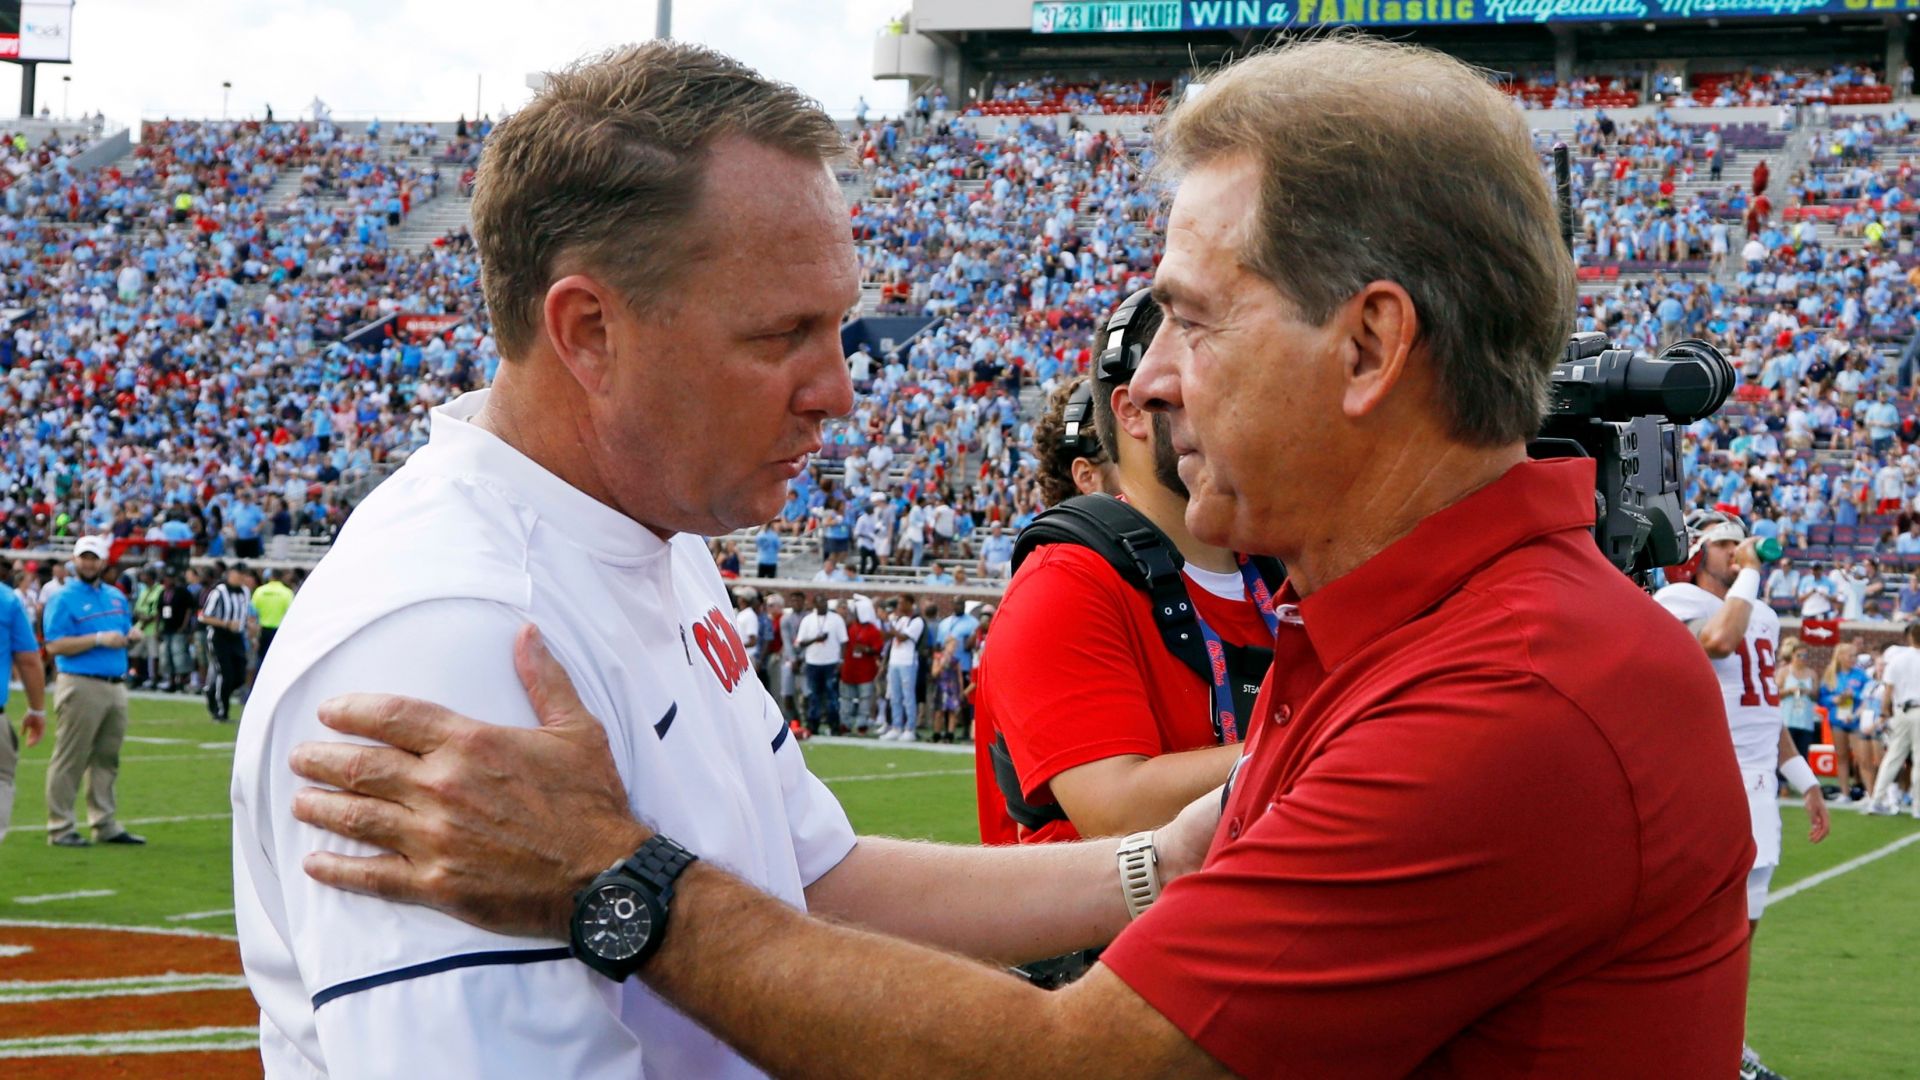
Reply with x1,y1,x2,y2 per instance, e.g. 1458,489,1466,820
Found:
0,925,240,982
11,1049,261,1080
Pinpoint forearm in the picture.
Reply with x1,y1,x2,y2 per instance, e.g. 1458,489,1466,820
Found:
650,861,1138,1079
805,835,1128,965
45,634,98,657
1057,746,1239,838
1697,596,1755,657
15,655,44,711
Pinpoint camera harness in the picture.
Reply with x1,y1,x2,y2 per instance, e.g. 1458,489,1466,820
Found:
989,287,1285,832
988,496,1284,830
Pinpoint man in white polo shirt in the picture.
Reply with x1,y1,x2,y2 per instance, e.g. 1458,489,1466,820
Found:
794,594,846,735
231,44,1191,1080
1867,623,1920,817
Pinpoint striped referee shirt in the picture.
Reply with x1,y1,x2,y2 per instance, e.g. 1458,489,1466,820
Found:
201,582,251,643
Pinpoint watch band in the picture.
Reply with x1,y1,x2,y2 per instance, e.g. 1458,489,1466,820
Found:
1115,830,1162,921
621,834,699,906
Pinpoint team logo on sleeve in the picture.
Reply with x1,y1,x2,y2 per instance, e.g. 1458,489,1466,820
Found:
691,608,751,692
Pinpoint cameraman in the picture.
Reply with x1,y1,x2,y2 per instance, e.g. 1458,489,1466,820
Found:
973,297,1278,844
1654,511,1829,1080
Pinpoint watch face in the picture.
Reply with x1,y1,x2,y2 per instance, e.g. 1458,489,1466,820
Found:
580,883,654,962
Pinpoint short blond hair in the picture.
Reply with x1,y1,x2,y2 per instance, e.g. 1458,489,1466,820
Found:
473,42,845,358
1154,36,1574,446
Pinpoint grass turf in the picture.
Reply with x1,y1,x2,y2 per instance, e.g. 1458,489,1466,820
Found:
1,695,1916,1078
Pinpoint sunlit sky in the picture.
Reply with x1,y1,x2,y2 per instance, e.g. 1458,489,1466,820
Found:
2,0,912,129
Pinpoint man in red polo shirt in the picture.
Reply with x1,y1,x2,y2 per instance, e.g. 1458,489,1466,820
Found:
974,294,1276,847
286,38,1754,1078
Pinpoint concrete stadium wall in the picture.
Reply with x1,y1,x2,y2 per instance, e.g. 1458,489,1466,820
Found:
912,0,1031,32
71,127,130,172
1522,104,1787,134
946,112,1155,139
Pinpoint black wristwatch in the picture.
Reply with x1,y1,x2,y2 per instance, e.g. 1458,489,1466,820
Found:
569,834,699,982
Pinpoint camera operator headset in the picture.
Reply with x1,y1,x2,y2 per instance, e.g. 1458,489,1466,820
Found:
973,288,1285,855
1032,375,1119,508
1652,509,1829,1071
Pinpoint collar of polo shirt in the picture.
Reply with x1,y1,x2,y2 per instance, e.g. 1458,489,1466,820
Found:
1290,458,1600,669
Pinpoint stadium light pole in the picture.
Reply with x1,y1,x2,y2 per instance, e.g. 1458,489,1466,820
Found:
222,81,232,121
656,0,671,40
61,75,69,120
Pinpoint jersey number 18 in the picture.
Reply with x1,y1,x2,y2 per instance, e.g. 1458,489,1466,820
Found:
1735,638,1780,708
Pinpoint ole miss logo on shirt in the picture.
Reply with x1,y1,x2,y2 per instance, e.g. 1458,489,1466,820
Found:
692,607,751,693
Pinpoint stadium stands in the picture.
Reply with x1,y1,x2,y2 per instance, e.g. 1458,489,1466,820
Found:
2,71,1918,612
0,117,487,566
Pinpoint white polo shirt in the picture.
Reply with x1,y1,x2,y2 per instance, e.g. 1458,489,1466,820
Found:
796,611,846,667
1881,644,1920,711
231,389,856,1079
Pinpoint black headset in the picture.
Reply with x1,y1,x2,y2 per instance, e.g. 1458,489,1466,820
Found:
1061,288,1161,461
1061,380,1101,460
1094,287,1160,385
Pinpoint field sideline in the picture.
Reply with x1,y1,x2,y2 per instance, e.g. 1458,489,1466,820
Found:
1,694,1915,1077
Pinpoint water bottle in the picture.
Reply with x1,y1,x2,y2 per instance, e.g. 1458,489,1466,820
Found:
1756,537,1783,563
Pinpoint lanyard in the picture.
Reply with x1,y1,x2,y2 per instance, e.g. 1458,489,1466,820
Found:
1194,556,1283,745
1236,553,1281,637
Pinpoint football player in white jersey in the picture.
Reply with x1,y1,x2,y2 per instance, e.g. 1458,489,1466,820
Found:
1656,510,1830,1080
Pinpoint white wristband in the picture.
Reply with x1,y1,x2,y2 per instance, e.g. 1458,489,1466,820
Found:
25,708,44,718
1115,830,1162,921
1781,756,1819,797
1727,568,1762,604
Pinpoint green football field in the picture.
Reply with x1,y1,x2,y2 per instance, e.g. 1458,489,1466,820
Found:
2,693,1918,1078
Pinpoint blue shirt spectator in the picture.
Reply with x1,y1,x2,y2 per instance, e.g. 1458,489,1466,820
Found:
0,584,38,655
231,501,266,542
44,576,133,678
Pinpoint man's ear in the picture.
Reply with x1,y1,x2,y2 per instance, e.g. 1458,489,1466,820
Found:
1339,280,1420,422
542,273,621,395
1110,384,1151,442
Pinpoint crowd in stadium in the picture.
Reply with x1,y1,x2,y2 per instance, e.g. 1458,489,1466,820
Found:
1,60,1919,614
1507,64,1901,110
0,117,492,559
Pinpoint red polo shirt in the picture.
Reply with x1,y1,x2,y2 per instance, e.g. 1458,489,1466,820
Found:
973,544,1273,845
1099,459,1753,1078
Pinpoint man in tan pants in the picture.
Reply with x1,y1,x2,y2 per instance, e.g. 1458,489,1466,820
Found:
41,537,145,847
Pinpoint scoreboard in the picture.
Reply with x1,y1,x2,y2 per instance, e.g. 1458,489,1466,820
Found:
1031,0,1917,31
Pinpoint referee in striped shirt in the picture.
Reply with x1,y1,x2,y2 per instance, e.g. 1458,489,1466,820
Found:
200,562,251,723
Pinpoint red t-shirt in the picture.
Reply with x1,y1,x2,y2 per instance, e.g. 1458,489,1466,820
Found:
972,544,1274,845
1098,459,1753,1078
841,621,884,685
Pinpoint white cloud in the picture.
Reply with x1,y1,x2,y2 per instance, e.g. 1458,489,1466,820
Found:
3,0,910,129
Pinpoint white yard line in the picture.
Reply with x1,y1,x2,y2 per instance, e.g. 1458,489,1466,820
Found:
16,752,232,767
0,972,244,992
0,916,237,942
0,1039,258,1059
12,889,116,905
123,736,192,746
10,812,231,833
0,1025,257,1059
0,975,248,1005
821,768,972,783
806,734,975,756
163,908,235,923
1768,831,1920,906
